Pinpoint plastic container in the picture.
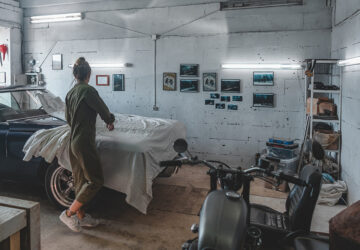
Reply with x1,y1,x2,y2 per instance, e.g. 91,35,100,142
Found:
267,146,297,159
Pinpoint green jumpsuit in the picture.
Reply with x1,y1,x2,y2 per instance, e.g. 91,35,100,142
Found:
65,82,115,205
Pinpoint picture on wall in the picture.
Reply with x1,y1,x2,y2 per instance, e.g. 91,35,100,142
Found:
228,104,238,110
203,73,217,91
220,96,230,102
221,79,241,93
96,75,110,86
210,93,220,99
113,74,125,91
215,103,225,109
232,96,243,102
163,73,176,91
253,71,274,86
253,93,275,108
180,64,199,77
52,54,63,70
205,99,215,105
180,79,199,92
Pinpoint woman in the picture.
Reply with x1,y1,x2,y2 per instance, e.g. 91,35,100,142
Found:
59,57,115,232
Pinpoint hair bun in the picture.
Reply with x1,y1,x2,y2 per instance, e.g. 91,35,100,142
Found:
73,57,91,81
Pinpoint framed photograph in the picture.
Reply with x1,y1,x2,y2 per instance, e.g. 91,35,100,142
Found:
253,71,274,86
52,54,63,70
210,93,220,99
0,72,5,84
113,74,125,91
203,73,217,91
96,75,110,86
180,79,199,92
253,93,275,108
220,96,230,102
163,73,176,91
180,64,199,77
205,99,215,105
228,104,238,110
232,96,243,102
215,103,225,109
221,79,241,93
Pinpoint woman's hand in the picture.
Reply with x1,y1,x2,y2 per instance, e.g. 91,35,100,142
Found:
107,123,114,131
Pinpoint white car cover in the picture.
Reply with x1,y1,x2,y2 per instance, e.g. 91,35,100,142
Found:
22,92,186,214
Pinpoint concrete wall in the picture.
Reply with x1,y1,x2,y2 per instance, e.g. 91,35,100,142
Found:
332,1,360,204
21,0,332,166
0,0,23,85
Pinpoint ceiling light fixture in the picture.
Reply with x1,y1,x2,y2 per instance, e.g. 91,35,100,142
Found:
221,63,303,70
338,57,360,67
30,13,83,24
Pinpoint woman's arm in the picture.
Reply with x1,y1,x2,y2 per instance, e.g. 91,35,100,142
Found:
85,88,115,125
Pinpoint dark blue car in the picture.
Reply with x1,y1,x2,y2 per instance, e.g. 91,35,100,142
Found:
0,85,74,208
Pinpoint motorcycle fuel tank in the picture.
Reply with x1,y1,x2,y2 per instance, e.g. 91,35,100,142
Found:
198,190,249,250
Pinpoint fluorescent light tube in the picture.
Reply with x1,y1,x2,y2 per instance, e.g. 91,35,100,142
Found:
30,13,82,24
68,63,127,68
338,57,360,66
222,63,302,69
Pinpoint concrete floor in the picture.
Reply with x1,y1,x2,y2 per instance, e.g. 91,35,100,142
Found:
0,166,346,250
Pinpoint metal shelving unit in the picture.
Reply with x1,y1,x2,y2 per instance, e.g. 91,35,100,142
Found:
304,59,342,179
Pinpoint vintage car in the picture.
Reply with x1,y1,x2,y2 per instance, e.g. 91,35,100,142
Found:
0,85,75,208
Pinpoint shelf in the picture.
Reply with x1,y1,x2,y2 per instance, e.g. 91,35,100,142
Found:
312,90,340,94
325,149,340,153
312,119,340,123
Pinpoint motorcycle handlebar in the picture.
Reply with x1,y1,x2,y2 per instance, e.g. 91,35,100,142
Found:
278,172,307,186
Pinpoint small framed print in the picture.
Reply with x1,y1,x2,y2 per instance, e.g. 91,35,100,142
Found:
221,79,241,93
52,54,63,70
113,74,125,91
180,79,199,92
253,93,275,108
203,73,217,91
163,73,176,91
180,64,199,77
253,71,274,86
205,99,215,105
96,75,110,86
0,72,5,84
215,103,225,109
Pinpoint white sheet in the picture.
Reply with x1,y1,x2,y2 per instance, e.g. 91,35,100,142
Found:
23,113,186,214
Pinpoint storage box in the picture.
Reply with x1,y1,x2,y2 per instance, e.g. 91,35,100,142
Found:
306,97,334,115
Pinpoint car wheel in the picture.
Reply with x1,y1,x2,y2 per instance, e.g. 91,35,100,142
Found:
45,161,75,209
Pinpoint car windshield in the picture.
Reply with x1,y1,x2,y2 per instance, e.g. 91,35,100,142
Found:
0,89,64,122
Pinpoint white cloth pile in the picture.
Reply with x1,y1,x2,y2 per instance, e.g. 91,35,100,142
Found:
23,113,186,214
318,180,347,206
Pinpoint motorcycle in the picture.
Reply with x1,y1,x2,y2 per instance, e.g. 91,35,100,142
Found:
160,139,324,250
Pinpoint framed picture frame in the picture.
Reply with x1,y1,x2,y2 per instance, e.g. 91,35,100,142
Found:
220,96,230,102
163,73,176,91
253,93,275,108
180,79,199,92
52,54,63,70
96,75,110,86
221,79,241,93
113,74,125,91
180,64,199,77
210,93,220,99
205,99,215,105
253,71,274,86
232,96,243,102
203,73,217,91
228,104,238,110
0,72,5,84
215,103,225,109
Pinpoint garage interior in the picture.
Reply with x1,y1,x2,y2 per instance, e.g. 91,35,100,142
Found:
0,0,359,249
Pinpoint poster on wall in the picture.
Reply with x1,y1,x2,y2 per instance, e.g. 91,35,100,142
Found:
220,96,230,102
221,79,241,93
232,96,243,102
253,93,275,108
205,99,215,105
203,73,217,91
0,72,5,85
180,79,199,92
228,104,238,110
96,75,110,86
180,64,199,77
113,74,125,91
210,93,220,99
52,54,63,70
253,72,274,86
215,103,225,109
163,73,176,91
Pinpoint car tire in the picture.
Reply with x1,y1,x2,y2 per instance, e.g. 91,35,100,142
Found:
45,161,75,209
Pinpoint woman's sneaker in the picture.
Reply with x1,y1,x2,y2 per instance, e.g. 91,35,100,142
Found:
79,214,100,227
59,210,82,232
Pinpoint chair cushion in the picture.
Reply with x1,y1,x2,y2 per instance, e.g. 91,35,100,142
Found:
250,204,289,231
294,237,329,250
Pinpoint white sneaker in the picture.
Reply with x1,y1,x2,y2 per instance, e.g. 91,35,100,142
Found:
79,213,100,227
59,210,82,232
